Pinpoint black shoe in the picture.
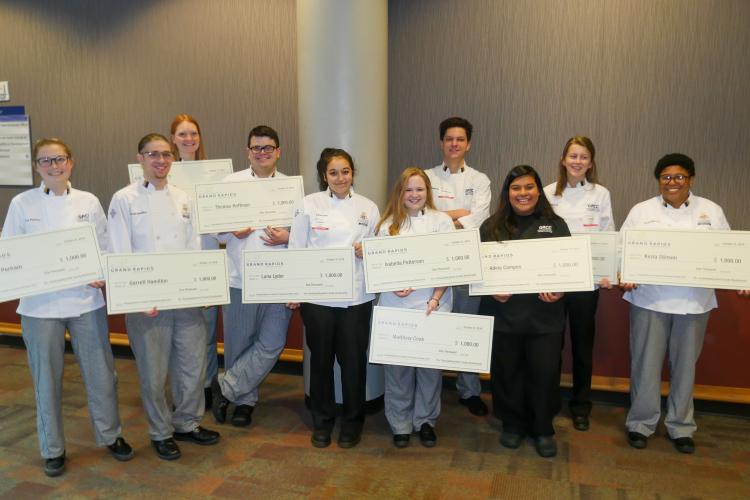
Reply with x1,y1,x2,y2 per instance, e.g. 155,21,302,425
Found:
107,437,134,461
418,423,437,448
204,387,213,411
338,428,362,449
311,428,332,448
534,435,557,458
151,438,181,461
499,431,524,449
670,436,695,454
211,377,229,424
173,426,220,446
231,405,254,427
44,452,66,477
393,434,410,448
627,431,648,449
459,396,488,416
572,415,590,431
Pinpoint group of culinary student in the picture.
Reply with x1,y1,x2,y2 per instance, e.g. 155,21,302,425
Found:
2,115,747,477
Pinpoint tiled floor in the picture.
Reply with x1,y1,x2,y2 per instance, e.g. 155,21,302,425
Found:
0,342,749,499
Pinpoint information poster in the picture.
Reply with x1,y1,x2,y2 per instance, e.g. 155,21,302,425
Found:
0,115,33,186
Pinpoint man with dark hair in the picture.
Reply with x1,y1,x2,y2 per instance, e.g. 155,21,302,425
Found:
620,153,747,454
211,125,294,427
109,133,220,461
425,117,492,416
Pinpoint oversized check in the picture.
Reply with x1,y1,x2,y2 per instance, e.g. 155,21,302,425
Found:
469,236,594,295
0,225,104,302
369,306,494,373
194,176,304,234
105,250,230,314
362,229,483,293
573,231,618,283
127,159,234,198
621,229,750,289
243,247,354,303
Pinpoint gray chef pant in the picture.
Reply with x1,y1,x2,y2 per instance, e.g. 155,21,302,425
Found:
126,308,207,440
626,304,710,439
384,364,442,434
219,287,292,406
452,285,483,398
202,305,219,388
21,307,122,459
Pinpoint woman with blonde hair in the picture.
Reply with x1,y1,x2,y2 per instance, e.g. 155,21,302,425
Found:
375,167,454,448
543,136,614,432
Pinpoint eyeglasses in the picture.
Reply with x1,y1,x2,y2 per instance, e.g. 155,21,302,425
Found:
659,174,690,183
140,150,174,160
35,155,69,167
249,145,277,154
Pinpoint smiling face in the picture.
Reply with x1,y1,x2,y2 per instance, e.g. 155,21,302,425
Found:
658,165,693,208
35,143,73,191
171,120,200,160
137,139,174,187
402,174,427,216
508,174,540,216
440,126,471,166
561,143,592,185
325,156,353,199
247,135,280,177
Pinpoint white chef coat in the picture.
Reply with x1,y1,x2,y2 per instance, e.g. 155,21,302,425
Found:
216,168,289,289
288,188,380,307
376,209,454,311
425,163,491,229
620,194,730,314
107,181,200,253
544,181,615,232
2,183,107,318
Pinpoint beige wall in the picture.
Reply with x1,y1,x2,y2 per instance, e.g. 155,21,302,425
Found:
2,0,749,229
388,0,750,228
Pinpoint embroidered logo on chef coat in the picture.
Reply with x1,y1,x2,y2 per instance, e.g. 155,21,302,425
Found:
586,203,600,211
465,188,475,196
77,213,90,222
435,187,454,199
181,203,190,219
537,225,553,233
358,212,369,227
24,217,41,223
696,213,712,226
312,212,330,231
129,210,147,216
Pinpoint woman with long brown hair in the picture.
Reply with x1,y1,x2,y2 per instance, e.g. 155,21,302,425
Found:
479,165,570,458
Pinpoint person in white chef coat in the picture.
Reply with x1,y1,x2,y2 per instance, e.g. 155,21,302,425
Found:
288,147,380,449
619,153,748,454
425,116,491,417
375,167,453,449
107,133,219,461
209,125,293,428
2,138,132,477
543,136,615,432
169,113,220,410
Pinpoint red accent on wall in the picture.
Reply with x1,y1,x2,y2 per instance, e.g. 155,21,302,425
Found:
3,290,748,387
